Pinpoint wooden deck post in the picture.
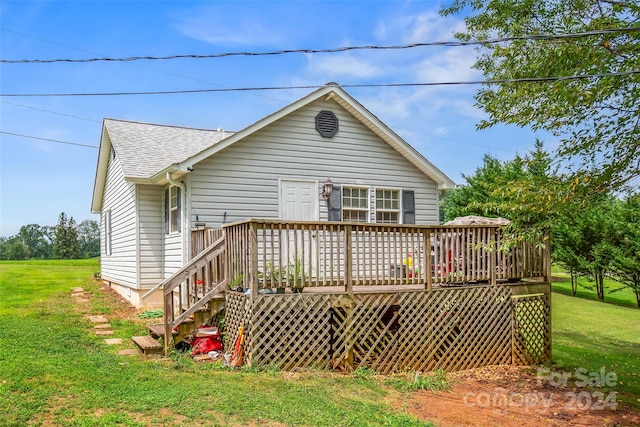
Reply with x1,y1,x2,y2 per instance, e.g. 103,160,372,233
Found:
424,231,432,292
163,290,173,355
344,224,353,294
489,233,497,286
544,237,552,283
250,221,258,300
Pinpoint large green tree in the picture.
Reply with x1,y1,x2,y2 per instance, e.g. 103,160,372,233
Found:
52,212,81,259
610,193,640,307
440,153,528,221
441,0,639,191
77,219,100,258
441,140,562,242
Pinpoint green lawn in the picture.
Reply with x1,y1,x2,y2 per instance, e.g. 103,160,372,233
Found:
2,260,639,426
552,292,640,408
551,266,639,309
0,260,432,427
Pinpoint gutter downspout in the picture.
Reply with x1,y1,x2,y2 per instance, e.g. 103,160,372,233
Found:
166,172,188,306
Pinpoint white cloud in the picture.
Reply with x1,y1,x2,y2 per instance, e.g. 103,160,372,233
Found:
174,7,283,46
405,10,468,43
305,54,384,80
413,47,481,83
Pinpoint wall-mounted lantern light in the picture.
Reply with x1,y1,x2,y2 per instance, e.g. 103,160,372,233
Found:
322,178,333,200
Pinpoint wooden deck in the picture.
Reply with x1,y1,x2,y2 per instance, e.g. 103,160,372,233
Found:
153,220,551,372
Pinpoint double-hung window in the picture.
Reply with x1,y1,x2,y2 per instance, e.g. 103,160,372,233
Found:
342,186,369,222
338,186,403,223
328,184,413,224
165,186,181,234
375,189,400,223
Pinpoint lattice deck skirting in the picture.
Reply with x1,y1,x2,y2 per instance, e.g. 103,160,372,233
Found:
223,282,551,373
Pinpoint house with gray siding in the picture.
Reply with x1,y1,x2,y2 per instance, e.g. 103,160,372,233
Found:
91,85,456,307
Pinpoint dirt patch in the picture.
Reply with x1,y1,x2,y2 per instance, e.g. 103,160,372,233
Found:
97,281,145,321
397,365,639,427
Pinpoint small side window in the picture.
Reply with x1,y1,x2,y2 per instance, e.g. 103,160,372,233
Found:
104,209,112,255
165,186,181,234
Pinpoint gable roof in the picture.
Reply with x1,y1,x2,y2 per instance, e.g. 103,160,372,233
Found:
105,119,231,179
92,85,455,213
91,119,232,212
170,85,455,190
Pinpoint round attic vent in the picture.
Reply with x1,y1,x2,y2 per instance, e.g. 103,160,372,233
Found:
315,110,339,138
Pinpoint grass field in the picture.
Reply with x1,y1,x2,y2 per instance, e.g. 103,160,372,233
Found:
552,292,640,409
1,260,639,426
0,260,433,427
551,266,639,309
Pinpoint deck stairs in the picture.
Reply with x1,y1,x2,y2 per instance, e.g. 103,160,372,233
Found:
132,235,227,355
133,296,225,355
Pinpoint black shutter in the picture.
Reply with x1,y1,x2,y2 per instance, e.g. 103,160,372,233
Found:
402,190,415,224
164,188,169,234
327,185,342,221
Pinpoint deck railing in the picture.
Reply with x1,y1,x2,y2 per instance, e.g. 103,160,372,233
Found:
221,219,550,297
144,231,226,350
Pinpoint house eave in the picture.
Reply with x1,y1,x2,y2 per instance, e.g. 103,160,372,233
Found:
91,122,112,214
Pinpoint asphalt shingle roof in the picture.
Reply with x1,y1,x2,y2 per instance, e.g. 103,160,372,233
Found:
104,118,232,179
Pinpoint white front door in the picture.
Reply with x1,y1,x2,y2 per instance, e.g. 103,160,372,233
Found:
280,180,319,221
279,180,319,283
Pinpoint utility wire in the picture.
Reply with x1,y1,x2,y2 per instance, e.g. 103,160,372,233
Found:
0,28,288,104
1,100,102,123
0,131,98,149
2,27,638,64
1,71,637,97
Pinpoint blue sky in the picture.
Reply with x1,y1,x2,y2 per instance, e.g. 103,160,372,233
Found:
0,0,552,237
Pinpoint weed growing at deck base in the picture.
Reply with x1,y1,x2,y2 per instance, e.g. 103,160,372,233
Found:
0,260,432,427
386,369,451,393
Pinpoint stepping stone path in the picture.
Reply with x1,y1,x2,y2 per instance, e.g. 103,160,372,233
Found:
71,287,91,303
71,288,140,355
88,315,109,324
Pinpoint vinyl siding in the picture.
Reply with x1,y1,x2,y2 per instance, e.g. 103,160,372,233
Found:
163,232,183,278
189,98,438,228
137,184,164,288
100,153,138,288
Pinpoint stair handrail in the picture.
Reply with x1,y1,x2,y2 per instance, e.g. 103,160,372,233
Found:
142,235,225,300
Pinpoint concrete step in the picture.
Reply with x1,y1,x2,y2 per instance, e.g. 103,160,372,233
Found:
132,335,164,355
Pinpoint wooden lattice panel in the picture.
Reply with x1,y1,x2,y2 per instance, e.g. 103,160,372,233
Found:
238,284,544,374
249,294,334,370
224,291,252,363
512,294,551,365
354,286,513,374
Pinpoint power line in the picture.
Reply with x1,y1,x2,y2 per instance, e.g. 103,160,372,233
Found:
1,101,102,123
0,28,288,104
0,131,98,149
1,71,637,97
2,27,638,64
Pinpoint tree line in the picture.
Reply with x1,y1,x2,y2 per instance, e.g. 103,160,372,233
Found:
440,141,640,308
0,212,99,260
439,0,638,307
